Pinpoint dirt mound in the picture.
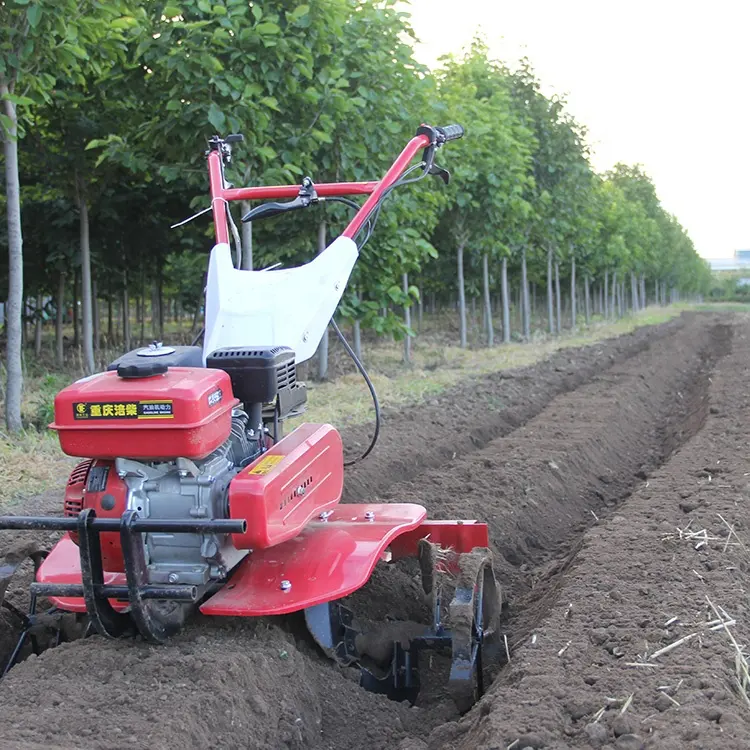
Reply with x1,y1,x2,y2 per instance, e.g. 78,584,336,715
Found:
1,312,744,750
341,315,688,502
429,322,750,749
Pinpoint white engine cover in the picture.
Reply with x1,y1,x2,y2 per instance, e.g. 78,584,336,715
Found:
202,237,358,364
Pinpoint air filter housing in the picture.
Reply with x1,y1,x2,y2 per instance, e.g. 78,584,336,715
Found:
206,346,296,406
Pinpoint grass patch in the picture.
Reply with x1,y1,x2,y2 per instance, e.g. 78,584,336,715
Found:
0,429,74,511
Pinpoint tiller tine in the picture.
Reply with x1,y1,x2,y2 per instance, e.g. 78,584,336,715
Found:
0,542,55,677
302,539,502,713
0,541,47,607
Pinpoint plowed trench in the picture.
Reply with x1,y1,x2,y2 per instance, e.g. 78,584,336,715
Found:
0,313,730,750
346,318,731,711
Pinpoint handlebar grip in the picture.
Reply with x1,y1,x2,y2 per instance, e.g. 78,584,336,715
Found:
437,124,464,142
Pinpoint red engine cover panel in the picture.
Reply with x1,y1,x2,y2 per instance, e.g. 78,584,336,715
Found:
229,423,344,550
51,367,238,460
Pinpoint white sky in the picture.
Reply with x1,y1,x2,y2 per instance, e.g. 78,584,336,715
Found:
404,0,749,259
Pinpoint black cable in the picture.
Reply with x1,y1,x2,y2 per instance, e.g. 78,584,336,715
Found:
354,161,429,250
330,318,380,466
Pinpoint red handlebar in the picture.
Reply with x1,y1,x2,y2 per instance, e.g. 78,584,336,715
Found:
208,130,434,246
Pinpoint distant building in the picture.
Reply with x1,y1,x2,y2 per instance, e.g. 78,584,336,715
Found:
709,250,750,271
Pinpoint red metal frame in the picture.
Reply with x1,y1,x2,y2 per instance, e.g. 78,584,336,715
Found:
208,133,431,245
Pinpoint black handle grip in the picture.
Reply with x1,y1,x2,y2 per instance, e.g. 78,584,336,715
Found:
437,124,464,142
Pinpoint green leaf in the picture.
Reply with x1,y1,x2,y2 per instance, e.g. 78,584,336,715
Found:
251,4,263,21
197,0,212,13
256,22,280,35
163,4,182,16
67,45,88,60
289,5,309,22
0,113,15,138
259,96,279,111
207,102,226,131
26,4,42,29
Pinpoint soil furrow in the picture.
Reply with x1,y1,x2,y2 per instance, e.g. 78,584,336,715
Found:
424,323,750,750
0,312,736,750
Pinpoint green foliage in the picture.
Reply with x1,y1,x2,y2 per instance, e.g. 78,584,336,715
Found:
2,3,709,354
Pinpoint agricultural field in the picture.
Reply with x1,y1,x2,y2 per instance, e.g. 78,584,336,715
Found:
2,308,750,749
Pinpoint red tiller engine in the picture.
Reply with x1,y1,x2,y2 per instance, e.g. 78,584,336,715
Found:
51,343,338,591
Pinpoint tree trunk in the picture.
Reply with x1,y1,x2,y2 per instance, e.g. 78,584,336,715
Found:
604,270,610,319
482,254,493,347
56,272,66,367
73,269,80,348
158,270,164,341
92,278,100,352
457,241,467,348
403,272,412,363
417,288,423,332
3,86,23,431
122,277,131,352
631,272,638,313
316,220,329,379
547,247,554,334
140,282,146,345
34,293,43,356
79,196,95,373
570,257,577,329
554,260,561,334
611,271,618,318
584,275,591,324
107,292,113,346
521,248,530,340
240,200,253,270
501,256,510,344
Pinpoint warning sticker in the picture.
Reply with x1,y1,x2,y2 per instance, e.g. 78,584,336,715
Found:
247,454,284,476
73,400,174,420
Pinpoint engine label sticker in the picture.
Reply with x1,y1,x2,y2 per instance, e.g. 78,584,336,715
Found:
247,454,284,475
207,388,223,408
73,400,174,420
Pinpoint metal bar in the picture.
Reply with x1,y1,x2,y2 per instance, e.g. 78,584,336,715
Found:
0,516,246,534
342,134,431,240
77,508,131,638
222,182,378,202
208,149,229,244
120,509,181,643
30,583,198,601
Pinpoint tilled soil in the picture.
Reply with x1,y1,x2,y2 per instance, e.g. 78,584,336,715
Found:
1,312,748,749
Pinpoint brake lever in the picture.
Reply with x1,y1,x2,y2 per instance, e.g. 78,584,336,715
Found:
241,176,317,223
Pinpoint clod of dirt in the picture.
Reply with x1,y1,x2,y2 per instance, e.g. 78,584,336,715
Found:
614,735,645,750
514,733,544,748
611,715,636,737
584,722,609,747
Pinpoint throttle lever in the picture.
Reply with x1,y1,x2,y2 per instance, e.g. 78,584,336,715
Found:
429,163,451,185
